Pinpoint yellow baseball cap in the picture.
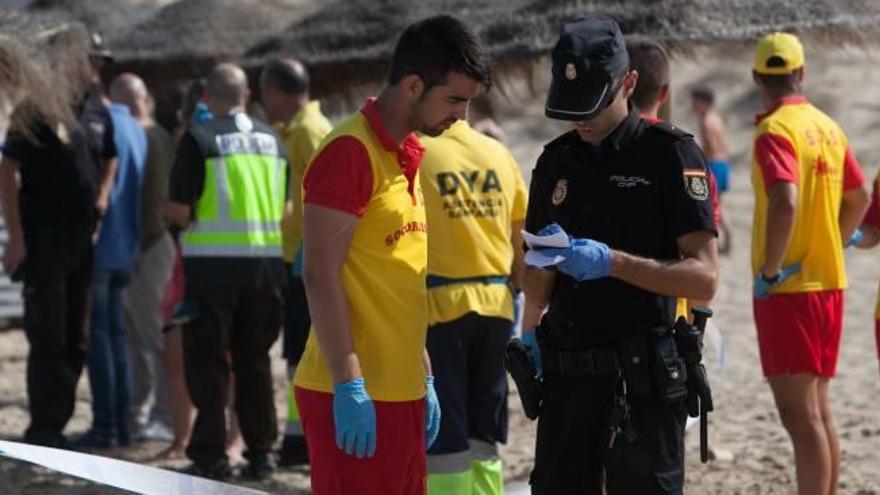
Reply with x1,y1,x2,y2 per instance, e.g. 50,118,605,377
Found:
753,32,804,75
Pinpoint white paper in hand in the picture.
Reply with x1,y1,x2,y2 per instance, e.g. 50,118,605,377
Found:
522,227,570,267
522,229,570,249
525,250,566,268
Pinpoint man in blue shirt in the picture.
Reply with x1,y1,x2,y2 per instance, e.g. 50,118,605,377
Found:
76,91,146,448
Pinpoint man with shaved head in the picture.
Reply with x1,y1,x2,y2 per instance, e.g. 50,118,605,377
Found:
76,70,147,449
260,57,332,467
168,62,287,480
110,73,180,450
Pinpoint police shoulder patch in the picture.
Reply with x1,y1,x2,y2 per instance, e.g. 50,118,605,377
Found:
683,169,709,201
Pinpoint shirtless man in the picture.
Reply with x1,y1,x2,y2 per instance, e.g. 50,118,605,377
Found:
691,87,732,253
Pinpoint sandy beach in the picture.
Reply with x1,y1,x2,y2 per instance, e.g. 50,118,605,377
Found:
1,44,880,494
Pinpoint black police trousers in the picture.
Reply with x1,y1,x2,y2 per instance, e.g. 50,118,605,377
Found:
182,287,282,467
22,227,93,448
530,373,687,495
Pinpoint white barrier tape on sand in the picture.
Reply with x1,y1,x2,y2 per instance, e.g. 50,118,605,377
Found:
0,440,267,495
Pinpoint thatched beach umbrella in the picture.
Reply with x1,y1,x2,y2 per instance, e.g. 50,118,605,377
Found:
244,0,539,96
245,0,880,98
100,0,318,129
27,0,166,41
108,0,316,64
0,5,69,45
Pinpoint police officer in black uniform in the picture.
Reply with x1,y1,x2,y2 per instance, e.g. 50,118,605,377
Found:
520,16,718,494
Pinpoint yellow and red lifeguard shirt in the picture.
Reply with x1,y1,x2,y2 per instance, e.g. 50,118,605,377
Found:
751,96,865,294
865,170,880,320
293,98,428,402
419,120,528,326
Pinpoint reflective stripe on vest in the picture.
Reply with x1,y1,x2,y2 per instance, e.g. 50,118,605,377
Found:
182,131,285,258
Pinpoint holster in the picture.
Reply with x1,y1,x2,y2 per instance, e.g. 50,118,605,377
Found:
650,328,689,404
505,338,542,420
617,328,688,404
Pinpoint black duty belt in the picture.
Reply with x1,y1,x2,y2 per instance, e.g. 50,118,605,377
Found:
426,274,508,289
542,347,621,377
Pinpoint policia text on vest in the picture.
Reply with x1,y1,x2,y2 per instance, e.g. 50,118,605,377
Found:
182,117,286,260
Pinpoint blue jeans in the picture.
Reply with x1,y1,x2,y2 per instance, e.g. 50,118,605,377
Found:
87,270,133,440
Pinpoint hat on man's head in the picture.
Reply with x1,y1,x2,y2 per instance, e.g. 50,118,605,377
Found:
753,32,803,75
545,15,629,122
89,31,113,61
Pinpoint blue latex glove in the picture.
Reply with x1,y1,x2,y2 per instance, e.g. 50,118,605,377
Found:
536,223,566,238
192,102,214,124
521,330,543,377
333,378,376,458
847,228,864,248
540,237,612,281
754,264,801,300
424,375,441,449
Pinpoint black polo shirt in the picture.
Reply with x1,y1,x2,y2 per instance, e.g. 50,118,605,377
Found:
2,115,98,280
2,118,97,237
526,108,716,349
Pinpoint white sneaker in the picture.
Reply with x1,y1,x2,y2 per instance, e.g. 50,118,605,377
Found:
137,420,174,442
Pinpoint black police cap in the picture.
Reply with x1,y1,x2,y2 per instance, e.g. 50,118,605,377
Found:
545,16,629,122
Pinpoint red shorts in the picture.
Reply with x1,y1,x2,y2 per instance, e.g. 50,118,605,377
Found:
295,387,426,495
753,290,843,377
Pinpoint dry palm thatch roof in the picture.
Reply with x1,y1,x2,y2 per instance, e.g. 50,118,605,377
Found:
245,0,880,86
0,5,70,45
27,0,167,40
106,0,318,64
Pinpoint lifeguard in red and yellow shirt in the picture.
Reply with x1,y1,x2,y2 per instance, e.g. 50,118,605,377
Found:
749,32,870,495
293,15,492,495
853,170,880,372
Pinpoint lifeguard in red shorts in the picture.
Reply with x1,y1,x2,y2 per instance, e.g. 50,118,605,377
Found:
294,16,491,495
749,32,870,495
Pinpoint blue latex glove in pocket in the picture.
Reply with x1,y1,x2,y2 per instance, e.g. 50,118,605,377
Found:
753,264,801,300
521,330,543,377
333,377,376,458
424,375,441,449
540,237,612,281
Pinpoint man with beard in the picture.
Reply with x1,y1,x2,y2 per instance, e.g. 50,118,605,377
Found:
293,15,492,494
